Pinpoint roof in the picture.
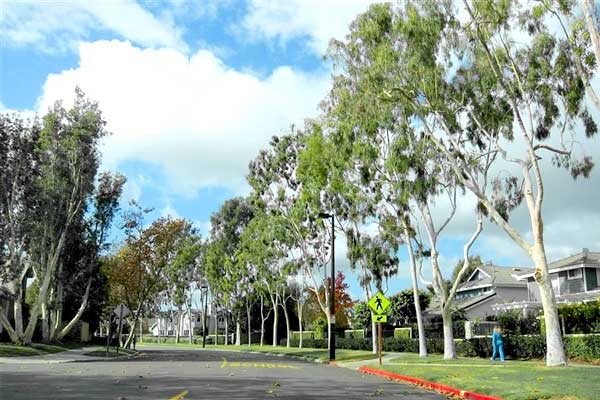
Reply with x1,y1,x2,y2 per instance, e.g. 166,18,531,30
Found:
426,291,497,315
457,264,532,292
516,249,600,279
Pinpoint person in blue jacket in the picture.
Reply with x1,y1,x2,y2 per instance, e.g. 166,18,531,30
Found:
491,326,505,362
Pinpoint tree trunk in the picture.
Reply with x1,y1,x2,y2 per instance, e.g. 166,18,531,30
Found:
41,301,50,342
188,305,193,344
213,306,218,345
13,278,24,336
175,308,181,344
224,315,229,345
272,302,279,347
260,296,266,347
532,244,568,366
327,310,332,350
246,298,251,347
282,299,291,348
370,313,377,354
56,277,92,341
0,304,21,343
441,307,456,359
297,302,303,349
235,314,241,346
404,229,427,357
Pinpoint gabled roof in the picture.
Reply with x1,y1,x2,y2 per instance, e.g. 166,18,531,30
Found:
426,291,497,315
515,249,600,279
457,264,531,292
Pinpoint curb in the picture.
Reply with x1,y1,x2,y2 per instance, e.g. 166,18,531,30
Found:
358,366,502,400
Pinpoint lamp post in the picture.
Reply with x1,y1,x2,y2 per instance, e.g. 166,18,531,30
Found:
318,212,335,361
201,283,209,348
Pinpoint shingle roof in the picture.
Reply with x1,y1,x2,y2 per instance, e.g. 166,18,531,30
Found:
457,264,532,291
426,291,498,315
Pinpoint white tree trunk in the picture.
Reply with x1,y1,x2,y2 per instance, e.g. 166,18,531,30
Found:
224,316,229,345
272,304,279,347
282,299,291,348
327,310,332,350
297,302,303,349
56,277,92,341
235,315,241,346
14,282,23,336
260,296,266,347
175,308,181,344
41,301,50,342
246,299,251,347
442,308,456,360
532,244,568,366
404,231,427,357
188,308,193,344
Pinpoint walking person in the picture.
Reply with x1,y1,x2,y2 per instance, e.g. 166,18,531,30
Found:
133,334,137,350
490,326,505,362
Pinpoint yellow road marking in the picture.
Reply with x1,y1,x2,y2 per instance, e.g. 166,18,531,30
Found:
220,357,301,370
169,390,188,400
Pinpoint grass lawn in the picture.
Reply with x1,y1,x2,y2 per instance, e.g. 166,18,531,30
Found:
368,353,600,400
137,342,378,362
0,342,82,357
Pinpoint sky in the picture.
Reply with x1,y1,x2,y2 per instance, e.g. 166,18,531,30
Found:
1,0,599,301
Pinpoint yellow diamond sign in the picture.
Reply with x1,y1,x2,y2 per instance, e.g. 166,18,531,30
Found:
368,292,390,315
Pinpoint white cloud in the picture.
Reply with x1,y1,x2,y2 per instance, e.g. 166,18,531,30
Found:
240,0,380,55
35,40,330,196
160,204,181,219
0,0,187,53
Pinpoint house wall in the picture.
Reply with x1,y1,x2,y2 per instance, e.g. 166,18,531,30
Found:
495,286,529,303
465,298,497,320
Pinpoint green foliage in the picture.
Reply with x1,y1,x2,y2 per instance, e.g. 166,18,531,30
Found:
350,302,371,329
388,289,430,326
450,256,484,285
313,316,328,339
558,300,600,334
290,331,315,341
344,329,365,339
393,327,412,339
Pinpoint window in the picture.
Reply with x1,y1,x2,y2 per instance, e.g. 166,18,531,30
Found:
183,330,189,335
159,330,165,335
168,330,174,336
567,269,582,280
197,316,202,322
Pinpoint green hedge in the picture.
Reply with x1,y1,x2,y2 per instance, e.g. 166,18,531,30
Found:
344,330,365,339
290,331,315,341
394,328,412,339
282,334,600,361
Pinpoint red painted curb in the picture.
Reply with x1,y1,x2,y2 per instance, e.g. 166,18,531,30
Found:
358,366,502,400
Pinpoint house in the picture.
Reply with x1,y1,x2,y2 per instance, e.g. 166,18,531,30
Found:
149,305,227,337
495,249,600,314
426,263,532,320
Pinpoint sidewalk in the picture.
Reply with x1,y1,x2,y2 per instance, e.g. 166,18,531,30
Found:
0,346,137,364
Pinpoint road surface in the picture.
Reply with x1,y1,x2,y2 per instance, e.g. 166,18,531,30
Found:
0,346,445,399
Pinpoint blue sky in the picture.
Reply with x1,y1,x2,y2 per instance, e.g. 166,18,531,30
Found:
2,0,599,301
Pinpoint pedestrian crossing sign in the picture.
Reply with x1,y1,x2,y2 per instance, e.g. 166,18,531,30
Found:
368,292,390,315
373,314,387,323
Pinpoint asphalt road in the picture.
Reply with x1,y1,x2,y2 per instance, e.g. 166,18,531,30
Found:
0,346,445,399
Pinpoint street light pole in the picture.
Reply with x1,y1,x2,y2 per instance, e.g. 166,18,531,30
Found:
202,284,208,348
319,212,335,361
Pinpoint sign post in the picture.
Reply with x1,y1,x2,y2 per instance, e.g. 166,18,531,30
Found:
368,292,390,365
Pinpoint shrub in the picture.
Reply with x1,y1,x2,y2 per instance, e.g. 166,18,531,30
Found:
559,301,600,334
344,329,365,339
313,317,328,339
290,331,315,341
564,334,600,362
393,328,412,339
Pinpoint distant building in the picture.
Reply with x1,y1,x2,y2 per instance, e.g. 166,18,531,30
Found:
426,263,531,320
495,248,600,314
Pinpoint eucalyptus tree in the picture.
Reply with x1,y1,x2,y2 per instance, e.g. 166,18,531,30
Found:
2,89,112,344
322,2,483,358
50,171,125,342
237,211,291,347
248,132,334,347
204,197,254,345
0,113,39,343
368,0,599,365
